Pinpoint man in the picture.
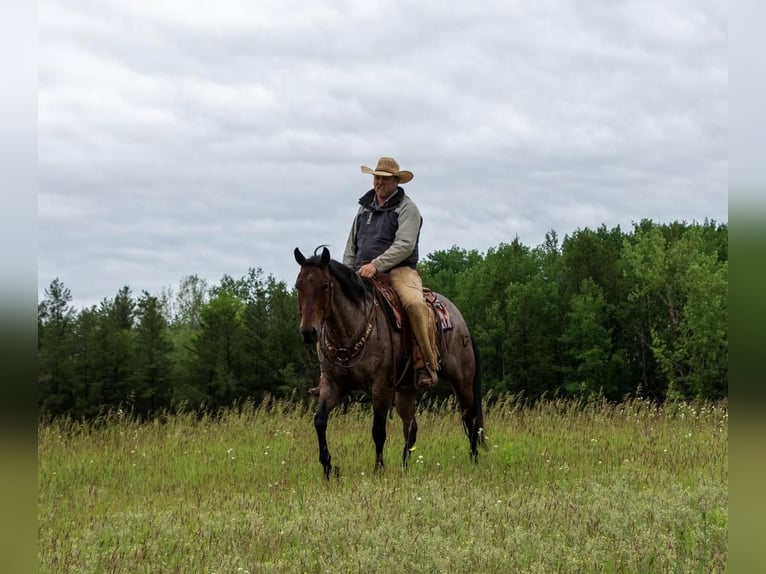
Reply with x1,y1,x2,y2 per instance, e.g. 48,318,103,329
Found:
343,156,439,389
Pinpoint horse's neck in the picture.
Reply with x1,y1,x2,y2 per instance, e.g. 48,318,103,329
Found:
325,279,370,340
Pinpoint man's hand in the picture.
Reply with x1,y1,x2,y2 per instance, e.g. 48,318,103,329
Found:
357,262,378,279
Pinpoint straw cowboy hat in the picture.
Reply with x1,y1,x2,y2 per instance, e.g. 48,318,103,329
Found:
360,157,414,184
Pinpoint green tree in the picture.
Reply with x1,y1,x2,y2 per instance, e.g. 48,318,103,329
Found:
560,278,625,398
94,287,137,409
38,279,77,415
559,225,631,399
504,274,562,399
132,291,174,414
70,306,102,417
242,270,312,398
678,256,727,398
167,275,209,408
560,225,625,305
193,288,246,407
459,237,538,389
175,274,208,330
418,245,483,302
622,222,728,399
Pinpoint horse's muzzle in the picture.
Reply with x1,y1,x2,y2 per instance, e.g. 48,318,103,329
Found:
301,326,318,345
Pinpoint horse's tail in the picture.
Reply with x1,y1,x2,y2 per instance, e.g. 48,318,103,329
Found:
471,336,486,447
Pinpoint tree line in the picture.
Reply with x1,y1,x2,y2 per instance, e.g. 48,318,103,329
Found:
38,219,727,419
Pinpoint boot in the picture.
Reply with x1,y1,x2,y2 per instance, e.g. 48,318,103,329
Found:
413,342,438,390
415,365,439,390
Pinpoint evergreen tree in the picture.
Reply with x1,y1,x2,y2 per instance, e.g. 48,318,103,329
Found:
132,291,174,414
70,306,102,417
193,288,246,407
38,279,77,415
94,287,136,409
36,220,729,417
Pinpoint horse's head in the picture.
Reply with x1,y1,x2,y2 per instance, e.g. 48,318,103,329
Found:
294,246,331,344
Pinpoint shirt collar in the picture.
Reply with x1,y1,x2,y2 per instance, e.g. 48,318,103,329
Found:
370,187,401,208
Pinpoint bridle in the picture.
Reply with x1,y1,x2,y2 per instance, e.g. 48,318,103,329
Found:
315,272,379,369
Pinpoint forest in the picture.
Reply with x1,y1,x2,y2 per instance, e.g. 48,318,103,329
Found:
37,219,728,419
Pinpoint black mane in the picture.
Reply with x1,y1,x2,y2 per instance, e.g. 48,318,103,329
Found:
302,252,371,307
328,260,372,307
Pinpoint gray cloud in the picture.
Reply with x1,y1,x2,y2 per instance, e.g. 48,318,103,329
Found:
39,0,727,309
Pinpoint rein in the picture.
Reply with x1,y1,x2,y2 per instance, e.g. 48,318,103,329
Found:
319,280,379,369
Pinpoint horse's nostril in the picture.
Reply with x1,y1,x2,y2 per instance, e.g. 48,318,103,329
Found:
301,327,317,344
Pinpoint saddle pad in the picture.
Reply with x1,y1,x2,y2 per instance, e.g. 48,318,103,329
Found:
372,278,404,330
372,281,453,333
424,289,454,332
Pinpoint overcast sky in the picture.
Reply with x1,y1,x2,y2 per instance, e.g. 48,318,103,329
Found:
38,0,727,310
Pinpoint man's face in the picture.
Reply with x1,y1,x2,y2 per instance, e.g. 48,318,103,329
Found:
373,175,399,202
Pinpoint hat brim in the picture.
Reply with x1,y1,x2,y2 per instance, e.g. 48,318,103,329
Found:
361,166,414,184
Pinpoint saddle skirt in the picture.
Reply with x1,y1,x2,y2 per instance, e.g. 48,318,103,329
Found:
371,276,453,334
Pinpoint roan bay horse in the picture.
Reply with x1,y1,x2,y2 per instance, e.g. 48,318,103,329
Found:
294,246,484,479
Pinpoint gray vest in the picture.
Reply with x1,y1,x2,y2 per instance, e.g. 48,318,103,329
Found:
353,188,419,270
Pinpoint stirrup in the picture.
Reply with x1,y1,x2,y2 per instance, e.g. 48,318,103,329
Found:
415,366,438,390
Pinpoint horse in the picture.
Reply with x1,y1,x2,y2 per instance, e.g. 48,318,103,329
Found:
294,246,484,479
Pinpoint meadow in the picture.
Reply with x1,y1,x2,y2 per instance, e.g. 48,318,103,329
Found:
38,395,728,573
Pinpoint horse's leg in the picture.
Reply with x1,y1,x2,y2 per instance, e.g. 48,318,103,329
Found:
441,333,484,464
457,398,479,463
395,385,418,469
451,367,482,464
372,410,387,472
315,376,339,479
371,391,389,473
465,409,480,464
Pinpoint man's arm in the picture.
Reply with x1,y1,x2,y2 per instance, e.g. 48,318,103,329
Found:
371,199,422,272
342,216,358,270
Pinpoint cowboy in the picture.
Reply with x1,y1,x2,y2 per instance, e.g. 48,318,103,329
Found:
342,156,440,389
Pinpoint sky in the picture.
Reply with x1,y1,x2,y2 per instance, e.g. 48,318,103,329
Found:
38,0,728,310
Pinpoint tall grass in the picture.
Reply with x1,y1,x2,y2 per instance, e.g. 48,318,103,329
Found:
38,396,727,573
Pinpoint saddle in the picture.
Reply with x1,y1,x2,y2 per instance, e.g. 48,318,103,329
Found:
371,275,453,334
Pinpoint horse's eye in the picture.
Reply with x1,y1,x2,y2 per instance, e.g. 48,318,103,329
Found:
322,282,330,291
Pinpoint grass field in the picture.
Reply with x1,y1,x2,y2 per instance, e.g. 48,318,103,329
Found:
38,395,727,573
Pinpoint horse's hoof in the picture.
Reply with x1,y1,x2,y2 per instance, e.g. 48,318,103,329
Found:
324,468,338,480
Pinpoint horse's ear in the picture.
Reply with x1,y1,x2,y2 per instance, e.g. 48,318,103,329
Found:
320,246,330,266
294,248,306,265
